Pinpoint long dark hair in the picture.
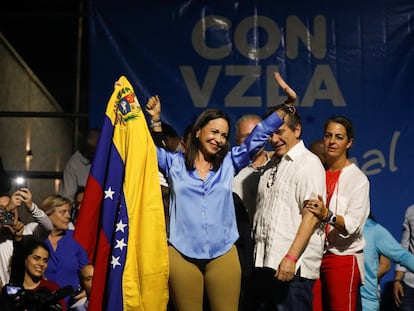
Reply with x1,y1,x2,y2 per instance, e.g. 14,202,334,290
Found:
24,238,50,260
185,109,231,171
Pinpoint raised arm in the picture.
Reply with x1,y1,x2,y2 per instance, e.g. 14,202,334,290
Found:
17,188,53,232
231,72,297,172
145,95,162,133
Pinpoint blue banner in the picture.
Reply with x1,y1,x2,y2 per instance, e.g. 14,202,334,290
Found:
89,0,414,285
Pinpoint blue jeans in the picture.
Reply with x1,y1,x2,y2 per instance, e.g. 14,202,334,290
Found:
248,267,315,311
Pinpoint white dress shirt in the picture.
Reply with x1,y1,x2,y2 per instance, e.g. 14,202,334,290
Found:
253,140,326,280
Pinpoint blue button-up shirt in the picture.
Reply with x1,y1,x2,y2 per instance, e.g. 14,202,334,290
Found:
157,112,283,259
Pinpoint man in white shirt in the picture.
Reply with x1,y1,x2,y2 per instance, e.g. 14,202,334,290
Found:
250,104,326,310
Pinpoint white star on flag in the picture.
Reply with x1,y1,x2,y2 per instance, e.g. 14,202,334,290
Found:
104,186,115,199
111,256,121,269
114,238,127,251
116,220,127,233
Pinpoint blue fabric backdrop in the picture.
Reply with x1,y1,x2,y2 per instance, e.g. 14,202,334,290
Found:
89,0,414,288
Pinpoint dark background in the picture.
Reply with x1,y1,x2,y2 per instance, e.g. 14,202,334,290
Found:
0,0,89,117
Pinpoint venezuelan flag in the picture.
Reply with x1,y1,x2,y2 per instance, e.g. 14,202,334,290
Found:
73,76,169,310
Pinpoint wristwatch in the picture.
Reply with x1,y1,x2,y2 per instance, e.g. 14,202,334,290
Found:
328,213,337,225
324,209,337,225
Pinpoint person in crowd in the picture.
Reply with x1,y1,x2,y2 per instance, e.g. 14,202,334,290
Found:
144,72,294,311
0,188,52,286
233,113,279,311
22,239,68,310
80,264,93,304
250,83,326,310
309,138,326,167
360,212,414,311
1,220,67,311
232,114,273,226
0,213,24,292
162,121,183,152
309,138,394,311
60,128,100,202
69,186,85,229
37,195,89,306
70,263,94,311
306,116,370,311
393,204,414,310
178,123,193,154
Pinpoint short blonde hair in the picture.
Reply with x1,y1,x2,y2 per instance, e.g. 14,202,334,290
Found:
40,195,71,215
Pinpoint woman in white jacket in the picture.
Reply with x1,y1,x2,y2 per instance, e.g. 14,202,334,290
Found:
305,116,370,311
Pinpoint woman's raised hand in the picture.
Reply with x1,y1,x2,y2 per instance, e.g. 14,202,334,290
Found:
145,95,161,121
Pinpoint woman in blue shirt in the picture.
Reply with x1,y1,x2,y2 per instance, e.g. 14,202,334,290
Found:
39,195,89,306
145,90,296,310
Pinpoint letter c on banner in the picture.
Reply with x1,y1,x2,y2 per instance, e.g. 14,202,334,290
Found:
192,15,232,60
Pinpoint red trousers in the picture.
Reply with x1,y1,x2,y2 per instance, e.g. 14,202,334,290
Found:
313,253,361,311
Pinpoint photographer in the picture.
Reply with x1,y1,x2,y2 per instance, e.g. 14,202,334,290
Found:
0,188,53,287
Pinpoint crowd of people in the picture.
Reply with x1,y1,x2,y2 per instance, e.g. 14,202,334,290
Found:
144,72,414,311
0,131,96,310
0,72,413,311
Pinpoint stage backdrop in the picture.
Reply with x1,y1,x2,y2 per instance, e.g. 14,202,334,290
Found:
89,0,414,286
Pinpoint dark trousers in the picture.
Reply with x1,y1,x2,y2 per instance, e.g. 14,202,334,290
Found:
399,281,414,311
247,267,315,311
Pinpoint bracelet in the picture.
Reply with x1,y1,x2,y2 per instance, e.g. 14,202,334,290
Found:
394,279,402,282
150,121,162,129
150,118,161,124
285,254,298,263
150,122,162,128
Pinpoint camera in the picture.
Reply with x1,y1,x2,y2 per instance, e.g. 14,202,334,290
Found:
0,284,73,311
14,176,27,191
4,284,21,295
0,209,15,226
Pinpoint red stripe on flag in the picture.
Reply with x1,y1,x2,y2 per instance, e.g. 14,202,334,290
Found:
74,175,103,262
87,229,111,310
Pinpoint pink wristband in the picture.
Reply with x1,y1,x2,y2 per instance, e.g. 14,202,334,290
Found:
285,254,298,263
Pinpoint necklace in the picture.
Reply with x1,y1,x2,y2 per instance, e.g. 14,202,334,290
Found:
266,157,281,188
